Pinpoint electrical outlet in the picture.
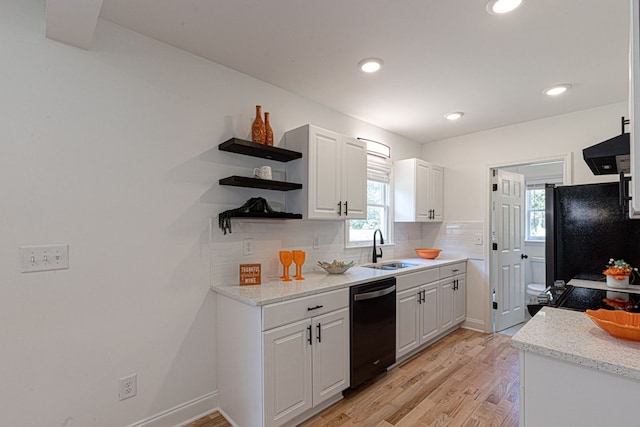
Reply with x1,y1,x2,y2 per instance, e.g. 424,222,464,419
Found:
119,374,137,401
243,238,253,256
313,235,320,250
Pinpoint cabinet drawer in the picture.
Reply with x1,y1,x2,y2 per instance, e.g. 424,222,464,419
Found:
396,268,439,292
440,262,466,278
262,288,349,331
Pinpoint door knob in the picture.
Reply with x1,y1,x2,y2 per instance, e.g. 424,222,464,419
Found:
521,254,529,259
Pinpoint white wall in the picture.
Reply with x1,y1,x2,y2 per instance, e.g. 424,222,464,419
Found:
422,102,627,332
0,2,423,426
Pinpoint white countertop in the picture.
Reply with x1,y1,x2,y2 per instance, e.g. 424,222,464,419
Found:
569,278,640,295
511,307,640,380
211,257,466,306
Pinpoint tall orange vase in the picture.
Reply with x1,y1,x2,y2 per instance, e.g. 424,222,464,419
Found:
251,105,266,144
264,112,274,146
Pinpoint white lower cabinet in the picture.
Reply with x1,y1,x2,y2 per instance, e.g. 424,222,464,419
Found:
439,279,454,331
439,274,465,330
396,263,467,361
263,319,313,424
217,262,466,427
453,275,466,324
396,287,420,357
396,269,440,359
217,288,349,427
419,285,440,342
311,309,350,405
263,307,350,426
396,283,440,359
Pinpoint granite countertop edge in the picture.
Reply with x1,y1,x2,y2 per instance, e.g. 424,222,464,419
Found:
211,257,467,306
511,307,640,381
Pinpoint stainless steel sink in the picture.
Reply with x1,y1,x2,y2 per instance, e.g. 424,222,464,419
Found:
363,262,417,270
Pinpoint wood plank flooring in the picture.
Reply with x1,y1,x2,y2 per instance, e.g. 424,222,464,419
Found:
186,329,519,427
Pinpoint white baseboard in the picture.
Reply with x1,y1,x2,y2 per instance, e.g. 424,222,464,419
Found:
217,408,241,427
127,391,218,427
462,317,487,332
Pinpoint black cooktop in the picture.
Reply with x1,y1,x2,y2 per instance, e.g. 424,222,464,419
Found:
529,284,640,314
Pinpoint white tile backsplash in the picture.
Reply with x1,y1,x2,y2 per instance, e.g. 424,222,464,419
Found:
210,219,424,285
423,221,485,260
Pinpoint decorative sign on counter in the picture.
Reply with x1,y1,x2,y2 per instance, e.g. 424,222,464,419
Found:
240,263,261,286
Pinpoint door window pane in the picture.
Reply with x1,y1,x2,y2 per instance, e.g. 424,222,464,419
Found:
526,186,546,241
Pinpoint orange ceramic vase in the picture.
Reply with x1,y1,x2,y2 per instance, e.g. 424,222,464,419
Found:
251,105,266,144
264,112,274,146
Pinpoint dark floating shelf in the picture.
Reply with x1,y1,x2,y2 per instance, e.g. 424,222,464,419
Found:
219,176,302,191
218,138,302,162
229,212,302,220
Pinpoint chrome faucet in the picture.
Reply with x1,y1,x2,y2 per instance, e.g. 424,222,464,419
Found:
372,229,384,263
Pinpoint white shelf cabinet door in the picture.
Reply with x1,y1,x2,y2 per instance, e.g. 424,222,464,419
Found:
396,287,421,359
430,164,444,222
340,137,367,219
308,126,342,219
263,318,313,427
453,275,466,324
415,160,432,221
312,307,350,406
285,125,367,220
419,283,440,343
439,279,455,331
394,158,444,222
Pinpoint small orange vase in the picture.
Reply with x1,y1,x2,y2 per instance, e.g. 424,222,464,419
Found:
264,112,274,146
251,105,266,144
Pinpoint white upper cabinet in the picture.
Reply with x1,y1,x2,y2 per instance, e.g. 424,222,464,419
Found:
394,158,444,222
285,125,367,220
430,163,444,221
340,137,368,218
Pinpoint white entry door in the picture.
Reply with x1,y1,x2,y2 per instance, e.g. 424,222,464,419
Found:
493,169,526,332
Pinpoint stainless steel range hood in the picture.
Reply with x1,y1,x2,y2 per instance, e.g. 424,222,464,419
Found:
582,117,630,175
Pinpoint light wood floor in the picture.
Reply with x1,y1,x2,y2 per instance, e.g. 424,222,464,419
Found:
187,328,519,427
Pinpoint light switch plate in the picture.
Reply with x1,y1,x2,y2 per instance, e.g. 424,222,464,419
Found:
474,234,483,245
243,238,253,256
20,244,69,273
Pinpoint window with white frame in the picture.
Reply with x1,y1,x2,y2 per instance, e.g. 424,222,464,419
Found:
525,177,563,241
526,183,546,241
347,162,392,246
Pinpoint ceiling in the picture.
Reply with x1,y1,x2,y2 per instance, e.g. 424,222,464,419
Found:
89,1,630,143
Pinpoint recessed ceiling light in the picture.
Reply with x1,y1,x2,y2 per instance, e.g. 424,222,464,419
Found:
444,112,465,121
486,0,524,15
358,58,384,73
543,84,572,96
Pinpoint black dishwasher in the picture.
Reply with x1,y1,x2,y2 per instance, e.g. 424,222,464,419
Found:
349,277,396,389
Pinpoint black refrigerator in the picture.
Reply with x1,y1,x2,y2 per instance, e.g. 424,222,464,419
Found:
546,182,640,285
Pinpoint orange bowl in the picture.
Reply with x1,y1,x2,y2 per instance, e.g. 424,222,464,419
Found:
585,309,640,341
415,248,442,259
